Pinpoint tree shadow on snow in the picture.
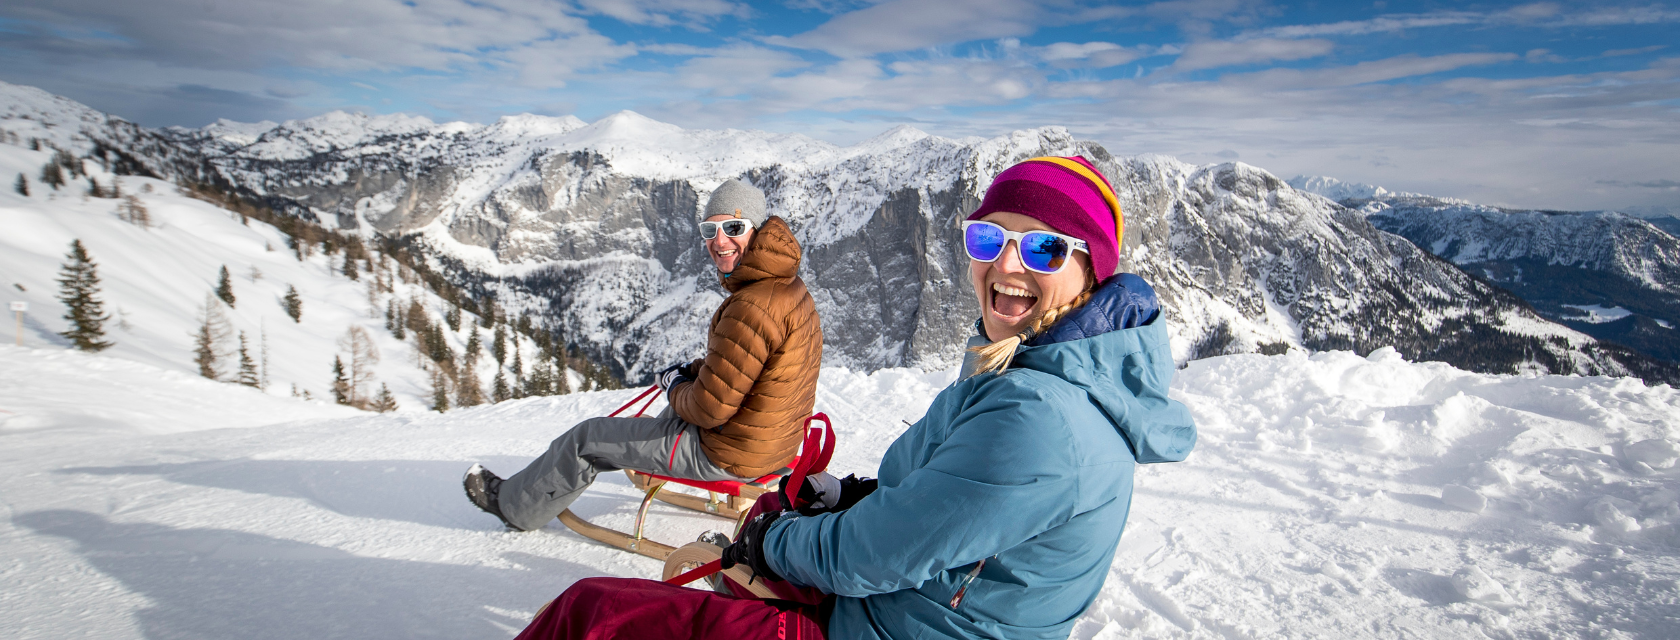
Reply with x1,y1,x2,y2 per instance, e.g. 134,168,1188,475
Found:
58,457,537,530
13,509,593,639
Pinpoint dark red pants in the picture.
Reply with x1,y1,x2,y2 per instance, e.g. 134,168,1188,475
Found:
514,577,830,640
515,493,831,640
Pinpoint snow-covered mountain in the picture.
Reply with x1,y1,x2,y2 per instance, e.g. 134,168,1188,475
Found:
0,133,576,410
1290,176,1680,365
4,80,1673,385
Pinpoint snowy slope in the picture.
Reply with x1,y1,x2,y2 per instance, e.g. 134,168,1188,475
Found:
3,346,1677,638
0,140,535,410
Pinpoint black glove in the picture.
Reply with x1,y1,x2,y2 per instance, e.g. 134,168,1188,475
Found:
654,362,694,391
786,472,878,516
720,511,785,583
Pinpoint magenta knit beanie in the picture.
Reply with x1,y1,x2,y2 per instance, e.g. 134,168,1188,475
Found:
967,156,1124,279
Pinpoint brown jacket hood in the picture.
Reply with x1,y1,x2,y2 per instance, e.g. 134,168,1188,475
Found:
719,215,801,293
670,216,824,478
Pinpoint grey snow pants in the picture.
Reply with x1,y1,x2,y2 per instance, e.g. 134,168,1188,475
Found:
497,406,744,532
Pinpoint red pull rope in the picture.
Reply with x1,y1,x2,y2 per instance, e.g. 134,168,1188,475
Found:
607,385,663,418
665,559,723,587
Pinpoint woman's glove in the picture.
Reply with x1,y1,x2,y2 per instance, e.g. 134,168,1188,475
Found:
787,472,878,515
720,511,785,583
654,362,695,391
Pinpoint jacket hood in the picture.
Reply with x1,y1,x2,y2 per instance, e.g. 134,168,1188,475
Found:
1008,274,1195,463
721,215,800,293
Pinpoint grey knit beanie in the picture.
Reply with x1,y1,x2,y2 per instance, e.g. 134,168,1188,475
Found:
700,179,768,226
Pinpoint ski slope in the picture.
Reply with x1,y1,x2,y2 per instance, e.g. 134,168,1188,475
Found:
0,141,541,409
2,343,1677,639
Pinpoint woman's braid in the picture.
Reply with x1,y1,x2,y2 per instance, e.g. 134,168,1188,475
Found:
966,284,1096,378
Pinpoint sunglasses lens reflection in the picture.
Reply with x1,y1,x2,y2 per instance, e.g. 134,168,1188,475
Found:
1021,232,1068,272
964,223,1006,262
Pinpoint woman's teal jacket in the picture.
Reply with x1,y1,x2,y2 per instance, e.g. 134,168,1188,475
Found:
764,274,1198,640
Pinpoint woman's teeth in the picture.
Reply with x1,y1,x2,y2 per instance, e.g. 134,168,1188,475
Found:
992,283,1032,298
990,282,1038,318
717,249,737,256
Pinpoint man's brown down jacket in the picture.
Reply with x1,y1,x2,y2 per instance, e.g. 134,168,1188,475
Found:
669,215,823,478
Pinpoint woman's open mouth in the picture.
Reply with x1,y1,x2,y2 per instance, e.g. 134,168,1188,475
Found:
989,282,1038,322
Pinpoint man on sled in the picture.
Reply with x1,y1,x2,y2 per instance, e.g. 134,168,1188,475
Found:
463,178,824,533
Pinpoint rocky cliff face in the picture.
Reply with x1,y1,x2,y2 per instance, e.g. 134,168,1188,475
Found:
6,80,1672,383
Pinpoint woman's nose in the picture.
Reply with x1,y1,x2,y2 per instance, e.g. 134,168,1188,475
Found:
992,240,1026,273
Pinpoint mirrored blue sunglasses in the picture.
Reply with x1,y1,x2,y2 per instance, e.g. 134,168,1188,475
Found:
961,220,1088,274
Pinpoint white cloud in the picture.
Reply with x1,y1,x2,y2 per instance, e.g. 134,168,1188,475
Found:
1252,4,1680,40
0,0,625,75
1171,38,1334,71
769,0,1046,57
574,0,748,27
1038,41,1144,68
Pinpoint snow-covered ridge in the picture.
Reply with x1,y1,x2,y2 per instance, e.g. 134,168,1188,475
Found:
3,80,1670,385
1288,174,1432,202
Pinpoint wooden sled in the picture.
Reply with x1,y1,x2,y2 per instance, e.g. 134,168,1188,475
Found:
556,386,836,567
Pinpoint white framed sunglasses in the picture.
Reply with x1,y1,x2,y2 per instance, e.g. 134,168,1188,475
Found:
699,218,755,239
960,220,1088,274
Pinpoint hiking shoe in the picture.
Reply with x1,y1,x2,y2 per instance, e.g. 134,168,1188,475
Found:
463,464,515,530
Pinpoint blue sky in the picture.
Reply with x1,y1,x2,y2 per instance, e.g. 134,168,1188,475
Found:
2,0,1677,211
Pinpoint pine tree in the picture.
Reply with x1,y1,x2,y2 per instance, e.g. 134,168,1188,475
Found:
215,265,236,307
456,363,484,408
370,384,398,413
523,364,551,397
492,325,507,364
40,162,63,190
192,294,231,379
331,356,351,406
492,370,511,403
480,297,497,328
430,368,451,412
14,173,27,196
554,356,571,395
117,195,151,228
445,305,462,332
283,285,302,322
343,254,359,280
56,240,113,352
464,327,481,361
236,331,260,388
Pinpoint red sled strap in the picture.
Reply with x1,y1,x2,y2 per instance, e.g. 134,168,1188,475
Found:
779,413,834,511
665,559,723,587
664,413,835,589
608,386,663,418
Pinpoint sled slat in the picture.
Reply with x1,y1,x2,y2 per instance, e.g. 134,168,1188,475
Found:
557,509,677,561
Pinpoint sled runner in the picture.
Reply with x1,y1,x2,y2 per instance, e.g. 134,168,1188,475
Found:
556,386,836,567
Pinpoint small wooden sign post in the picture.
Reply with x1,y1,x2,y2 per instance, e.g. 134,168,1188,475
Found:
10,301,25,346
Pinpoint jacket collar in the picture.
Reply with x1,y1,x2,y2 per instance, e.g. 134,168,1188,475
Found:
721,216,801,293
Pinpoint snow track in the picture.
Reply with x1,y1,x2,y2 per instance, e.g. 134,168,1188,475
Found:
3,345,1678,638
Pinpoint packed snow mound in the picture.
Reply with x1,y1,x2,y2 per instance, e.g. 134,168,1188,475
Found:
3,344,1677,638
